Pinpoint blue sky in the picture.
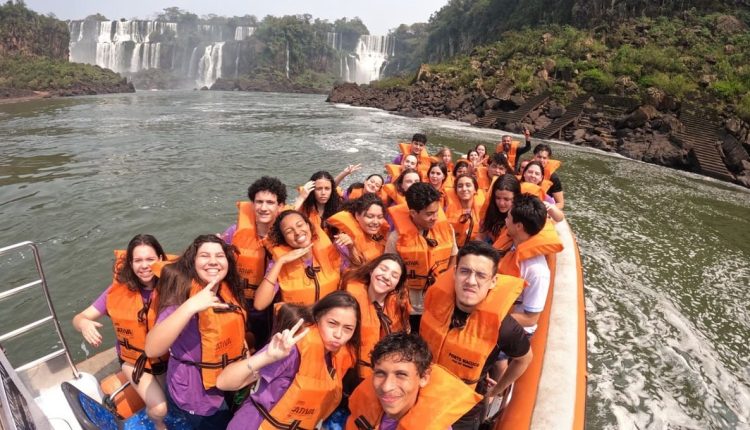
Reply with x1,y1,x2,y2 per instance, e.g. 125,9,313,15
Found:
25,0,446,35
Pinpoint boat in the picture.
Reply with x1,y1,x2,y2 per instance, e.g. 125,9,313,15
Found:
0,241,189,430
494,219,587,429
0,192,587,430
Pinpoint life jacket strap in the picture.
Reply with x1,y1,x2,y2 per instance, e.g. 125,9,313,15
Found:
354,415,376,430
250,396,309,430
173,350,246,370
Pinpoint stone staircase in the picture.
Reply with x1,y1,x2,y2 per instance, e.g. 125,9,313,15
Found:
534,94,590,139
476,91,551,128
673,106,734,181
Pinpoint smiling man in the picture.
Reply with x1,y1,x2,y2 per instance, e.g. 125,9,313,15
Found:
221,176,287,348
346,333,481,430
420,241,532,430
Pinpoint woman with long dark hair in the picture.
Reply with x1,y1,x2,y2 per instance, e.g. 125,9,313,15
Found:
73,234,169,429
327,193,389,268
445,174,485,247
341,253,410,378
218,291,360,430
480,174,521,251
145,235,246,429
298,171,342,229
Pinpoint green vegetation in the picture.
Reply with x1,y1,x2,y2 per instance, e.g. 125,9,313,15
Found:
0,0,69,59
0,56,126,91
389,13,750,114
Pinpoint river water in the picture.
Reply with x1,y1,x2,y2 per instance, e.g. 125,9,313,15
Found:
1,91,748,429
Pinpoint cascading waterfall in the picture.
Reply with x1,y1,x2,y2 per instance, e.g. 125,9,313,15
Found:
285,40,290,79
234,26,254,41
351,35,394,84
196,42,225,88
68,20,394,87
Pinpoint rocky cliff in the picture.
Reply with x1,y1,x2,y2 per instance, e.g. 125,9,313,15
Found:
0,2,134,99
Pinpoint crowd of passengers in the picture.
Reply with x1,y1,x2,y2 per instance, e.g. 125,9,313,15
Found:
73,132,567,430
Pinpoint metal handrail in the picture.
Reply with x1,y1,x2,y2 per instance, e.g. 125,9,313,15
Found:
0,241,80,379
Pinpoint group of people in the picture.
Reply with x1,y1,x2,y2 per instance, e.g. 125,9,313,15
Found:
73,132,567,430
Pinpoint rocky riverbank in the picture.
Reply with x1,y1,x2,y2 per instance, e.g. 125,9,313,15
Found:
327,78,750,188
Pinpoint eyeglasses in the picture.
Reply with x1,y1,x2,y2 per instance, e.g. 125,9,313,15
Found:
456,266,492,283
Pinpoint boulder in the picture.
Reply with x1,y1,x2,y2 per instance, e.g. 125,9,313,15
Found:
534,115,552,130
485,98,502,111
573,128,587,140
725,118,742,134
547,103,565,119
722,135,750,173
510,94,526,108
543,58,556,73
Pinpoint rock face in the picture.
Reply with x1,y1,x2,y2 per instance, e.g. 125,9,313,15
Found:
211,78,326,94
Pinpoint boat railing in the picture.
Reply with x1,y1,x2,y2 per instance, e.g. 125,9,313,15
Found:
0,241,80,395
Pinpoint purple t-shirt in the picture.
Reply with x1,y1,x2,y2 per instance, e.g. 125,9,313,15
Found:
156,305,226,416
91,285,153,355
227,345,301,430
221,223,238,244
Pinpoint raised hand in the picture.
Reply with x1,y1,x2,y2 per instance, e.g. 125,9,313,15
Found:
333,233,353,247
299,181,315,200
266,318,310,362
277,244,313,265
185,279,229,314
81,319,103,347
344,164,362,175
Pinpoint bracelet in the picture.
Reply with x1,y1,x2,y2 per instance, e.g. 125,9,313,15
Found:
246,359,259,378
263,276,273,284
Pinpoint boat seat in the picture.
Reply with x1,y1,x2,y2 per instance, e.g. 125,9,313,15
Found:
61,381,191,430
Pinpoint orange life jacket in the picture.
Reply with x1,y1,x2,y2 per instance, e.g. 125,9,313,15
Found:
385,164,401,181
255,326,355,429
348,188,365,200
388,204,454,291
346,364,482,430
444,190,486,247
419,271,524,387
382,183,406,207
232,201,270,300
345,281,407,378
492,228,513,255
399,143,431,167
474,166,492,191
269,227,342,305
495,140,520,168
183,281,247,390
326,211,387,267
520,182,547,201
106,275,168,384
498,220,563,277
543,159,561,180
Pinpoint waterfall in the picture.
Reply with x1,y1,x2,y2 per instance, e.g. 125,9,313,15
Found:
350,35,394,84
196,42,225,88
234,26,254,41
71,20,180,74
285,40,290,79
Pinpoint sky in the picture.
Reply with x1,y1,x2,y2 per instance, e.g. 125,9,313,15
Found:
24,0,447,35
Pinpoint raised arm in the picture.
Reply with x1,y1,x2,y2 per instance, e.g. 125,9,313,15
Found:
145,280,228,357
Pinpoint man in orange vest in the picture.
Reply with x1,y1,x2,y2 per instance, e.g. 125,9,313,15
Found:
420,241,533,430
221,176,287,348
346,332,482,430
393,133,428,165
502,194,556,335
532,143,564,209
385,183,458,332
496,128,532,172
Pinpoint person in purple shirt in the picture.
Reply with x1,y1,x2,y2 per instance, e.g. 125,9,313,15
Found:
72,234,169,430
217,292,361,430
145,235,246,430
